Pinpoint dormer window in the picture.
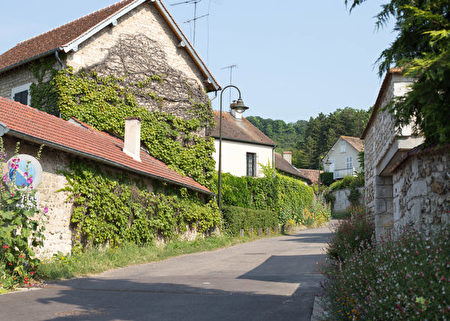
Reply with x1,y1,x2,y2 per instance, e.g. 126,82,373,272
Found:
11,83,32,106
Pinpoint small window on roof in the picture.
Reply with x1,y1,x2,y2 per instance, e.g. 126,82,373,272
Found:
11,83,32,106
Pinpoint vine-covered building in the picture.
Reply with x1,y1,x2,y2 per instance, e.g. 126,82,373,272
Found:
0,97,215,257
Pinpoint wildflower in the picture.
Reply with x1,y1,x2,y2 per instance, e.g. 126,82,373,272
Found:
19,255,23,258
44,207,48,214
8,263,12,266
3,245,9,249
30,271,34,276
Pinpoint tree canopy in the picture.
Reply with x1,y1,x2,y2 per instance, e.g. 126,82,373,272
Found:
347,0,450,145
247,107,370,169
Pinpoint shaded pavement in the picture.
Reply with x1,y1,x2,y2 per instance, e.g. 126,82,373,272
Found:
0,225,333,321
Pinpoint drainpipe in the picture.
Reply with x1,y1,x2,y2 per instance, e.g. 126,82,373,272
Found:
0,122,9,137
55,49,64,69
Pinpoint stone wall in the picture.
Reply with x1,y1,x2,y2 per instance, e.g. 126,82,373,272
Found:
67,2,210,124
392,147,449,235
0,64,37,100
332,187,364,213
1,137,73,258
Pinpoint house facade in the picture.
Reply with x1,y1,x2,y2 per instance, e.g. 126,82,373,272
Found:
323,136,363,180
0,97,212,258
0,0,219,129
362,69,448,239
210,109,276,178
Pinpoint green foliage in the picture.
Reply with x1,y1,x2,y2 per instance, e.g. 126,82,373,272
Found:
348,186,362,206
219,172,314,224
303,200,332,227
248,108,370,169
319,172,334,186
62,161,221,249
222,206,278,235
329,175,364,192
326,213,374,263
323,227,449,320
0,140,45,289
347,0,450,145
30,66,216,189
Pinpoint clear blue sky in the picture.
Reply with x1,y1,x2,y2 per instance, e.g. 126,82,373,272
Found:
0,0,395,122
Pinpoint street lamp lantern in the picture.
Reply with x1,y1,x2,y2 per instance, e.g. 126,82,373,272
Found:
218,85,249,211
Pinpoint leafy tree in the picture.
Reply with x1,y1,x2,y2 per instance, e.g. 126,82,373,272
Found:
346,0,450,145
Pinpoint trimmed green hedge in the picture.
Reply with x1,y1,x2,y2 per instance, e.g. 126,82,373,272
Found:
222,206,278,235
219,173,314,224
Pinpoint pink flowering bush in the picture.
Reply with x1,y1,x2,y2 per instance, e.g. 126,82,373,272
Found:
322,227,449,320
326,213,374,262
0,140,45,289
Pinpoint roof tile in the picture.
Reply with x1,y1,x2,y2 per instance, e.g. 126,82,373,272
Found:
0,97,211,194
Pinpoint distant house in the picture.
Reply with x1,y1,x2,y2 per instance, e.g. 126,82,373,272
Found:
0,0,219,128
274,151,320,185
209,107,276,178
323,136,364,180
0,97,211,257
362,68,448,239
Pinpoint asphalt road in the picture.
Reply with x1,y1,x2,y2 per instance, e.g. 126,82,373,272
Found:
0,225,332,321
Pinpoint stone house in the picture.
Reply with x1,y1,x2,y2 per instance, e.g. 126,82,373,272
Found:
0,0,219,126
322,136,364,180
362,68,449,238
209,108,276,178
0,97,212,257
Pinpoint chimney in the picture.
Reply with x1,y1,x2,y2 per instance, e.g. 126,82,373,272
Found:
282,151,292,165
123,117,141,162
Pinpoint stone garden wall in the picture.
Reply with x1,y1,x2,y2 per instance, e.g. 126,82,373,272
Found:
392,146,449,235
332,188,364,213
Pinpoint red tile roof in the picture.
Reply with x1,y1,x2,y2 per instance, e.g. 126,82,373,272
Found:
0,97,211,194
0,0,220,91
296,168,321,185
340,136,364,152
210,111,276,146
0,0,134,71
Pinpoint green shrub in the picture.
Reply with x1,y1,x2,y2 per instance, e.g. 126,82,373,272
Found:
319,172,334,186
0,141,45,289
222,206,278,235
326,214,374,263
219,173,314,224
323,228,450,320
329,174,364,192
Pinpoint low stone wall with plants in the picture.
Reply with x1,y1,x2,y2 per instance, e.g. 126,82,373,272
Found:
326,175,364,214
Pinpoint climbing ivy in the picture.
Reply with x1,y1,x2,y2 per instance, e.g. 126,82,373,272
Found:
30,64,216,188
62,161,221,249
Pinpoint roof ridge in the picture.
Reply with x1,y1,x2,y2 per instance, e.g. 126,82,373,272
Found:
14,0,134,48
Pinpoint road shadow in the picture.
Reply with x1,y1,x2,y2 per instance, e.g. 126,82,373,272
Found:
281,233,332,244
13,277,317,321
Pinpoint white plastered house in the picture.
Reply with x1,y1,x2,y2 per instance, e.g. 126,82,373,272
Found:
323,136,364,180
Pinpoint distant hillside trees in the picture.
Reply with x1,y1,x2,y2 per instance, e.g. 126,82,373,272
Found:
247,107,370,169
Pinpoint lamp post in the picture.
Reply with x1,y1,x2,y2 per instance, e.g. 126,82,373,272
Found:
218,85,249,211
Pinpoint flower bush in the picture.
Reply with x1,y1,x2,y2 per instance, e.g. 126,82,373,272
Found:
0,140,46,289
323,227,449,320
326,213,374,263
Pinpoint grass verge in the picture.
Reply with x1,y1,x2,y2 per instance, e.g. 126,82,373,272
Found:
38,233,280,281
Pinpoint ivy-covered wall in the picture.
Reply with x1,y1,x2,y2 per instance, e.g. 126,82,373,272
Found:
63,161,221,250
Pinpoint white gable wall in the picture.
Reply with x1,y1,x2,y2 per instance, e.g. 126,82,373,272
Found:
323,138,361,179
213,139,273,178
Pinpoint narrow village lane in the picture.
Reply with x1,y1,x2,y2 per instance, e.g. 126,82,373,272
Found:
0,225,333,321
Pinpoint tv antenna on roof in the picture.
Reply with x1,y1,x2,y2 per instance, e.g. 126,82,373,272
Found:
221,64,238,104
171,0,205,46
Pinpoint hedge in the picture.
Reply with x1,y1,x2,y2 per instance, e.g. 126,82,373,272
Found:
219,173,314,224
222,206,279,235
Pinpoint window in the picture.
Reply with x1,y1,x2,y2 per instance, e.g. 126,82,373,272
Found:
246,153,256,177
11,83,32,106
340,141,346,153
346,156,353,169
